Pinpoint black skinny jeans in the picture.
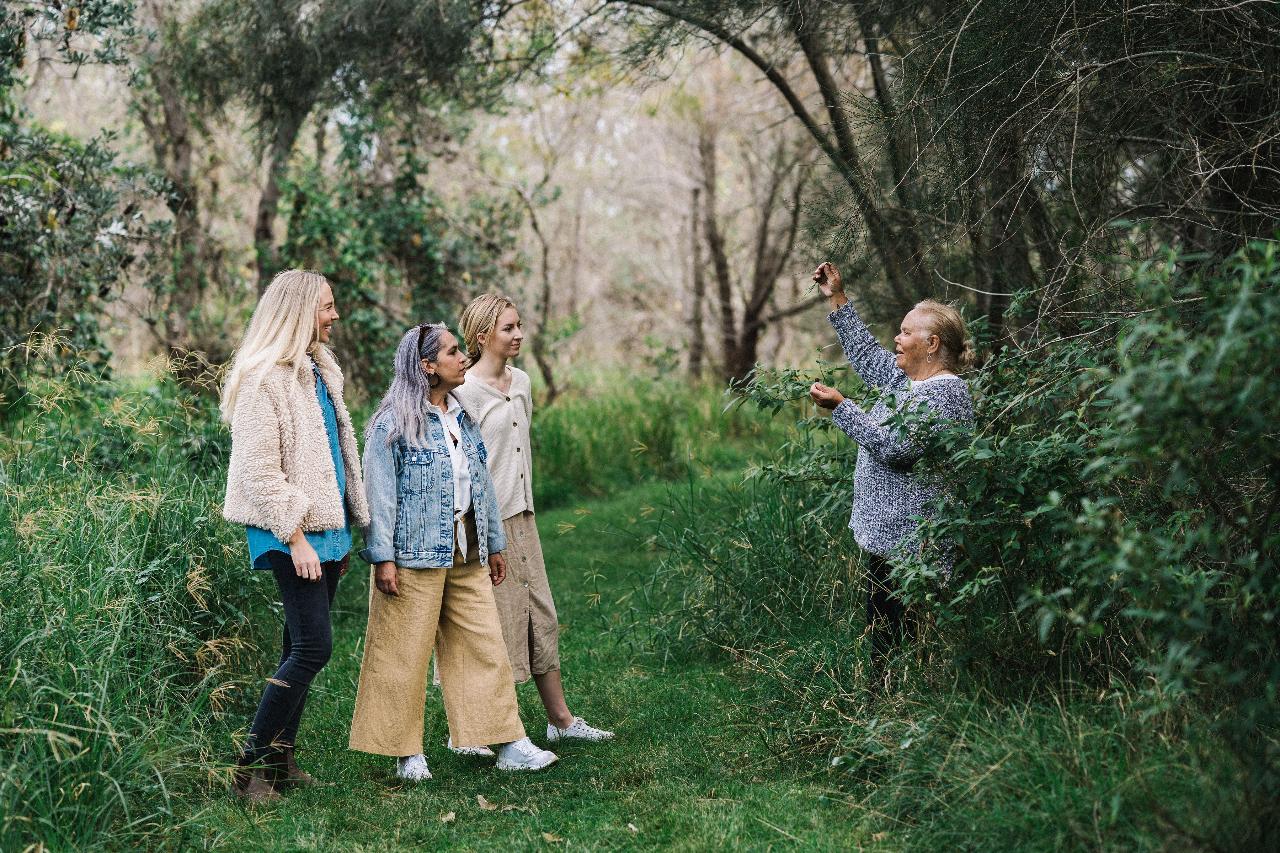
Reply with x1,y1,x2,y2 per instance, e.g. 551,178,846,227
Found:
240,551,344,765
866,554,914,669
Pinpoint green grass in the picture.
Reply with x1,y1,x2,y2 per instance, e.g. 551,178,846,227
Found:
2,357,1254,851
176,480,869,850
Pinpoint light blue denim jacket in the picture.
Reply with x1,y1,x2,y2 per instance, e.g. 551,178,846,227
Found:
359,406,506,569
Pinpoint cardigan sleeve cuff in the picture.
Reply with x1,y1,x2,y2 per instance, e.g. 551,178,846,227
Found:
266,490,311,545
827,300,856,325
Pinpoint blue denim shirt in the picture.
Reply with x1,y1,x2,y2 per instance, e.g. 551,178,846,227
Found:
359,403,506,569
245,363,352,568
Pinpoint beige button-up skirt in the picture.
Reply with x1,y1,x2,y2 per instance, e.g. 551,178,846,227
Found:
494,511,560,682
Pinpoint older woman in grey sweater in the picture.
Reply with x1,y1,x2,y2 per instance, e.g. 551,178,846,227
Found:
808,262,975,670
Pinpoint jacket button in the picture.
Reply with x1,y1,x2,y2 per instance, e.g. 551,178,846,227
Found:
516,447,520,452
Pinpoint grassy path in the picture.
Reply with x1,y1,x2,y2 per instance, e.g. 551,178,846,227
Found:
186,479,863,851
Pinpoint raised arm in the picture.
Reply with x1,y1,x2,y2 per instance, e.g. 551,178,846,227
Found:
815,263,907,391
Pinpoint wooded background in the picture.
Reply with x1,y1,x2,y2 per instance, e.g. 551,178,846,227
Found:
3,2,1279,848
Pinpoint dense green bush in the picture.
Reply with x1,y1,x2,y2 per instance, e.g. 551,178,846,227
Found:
654,242,1280,845
1,2,159,403
278,120,525,403
919,245,1280,803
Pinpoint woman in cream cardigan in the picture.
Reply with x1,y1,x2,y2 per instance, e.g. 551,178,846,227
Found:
454,294,613,745
220,269,370,803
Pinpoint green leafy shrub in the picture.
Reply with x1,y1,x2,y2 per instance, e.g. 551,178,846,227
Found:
278,123,524,404
654,242,1280,844
1,1,157,404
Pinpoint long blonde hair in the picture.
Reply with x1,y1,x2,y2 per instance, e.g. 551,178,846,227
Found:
459,293,516,358
220,269,330,423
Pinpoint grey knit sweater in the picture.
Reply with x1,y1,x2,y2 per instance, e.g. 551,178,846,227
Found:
828,302,974,561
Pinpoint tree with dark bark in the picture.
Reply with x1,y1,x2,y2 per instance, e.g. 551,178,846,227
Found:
176,0,542,290
603,0,934,324
130,1,228,367
596,0,1280,342
695,117,812,383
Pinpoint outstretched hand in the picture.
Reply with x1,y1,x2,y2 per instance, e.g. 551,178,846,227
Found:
809,381,846,410
812,262,844,299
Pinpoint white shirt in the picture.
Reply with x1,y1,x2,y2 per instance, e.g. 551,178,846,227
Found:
433,394,473,556
909,372,957,390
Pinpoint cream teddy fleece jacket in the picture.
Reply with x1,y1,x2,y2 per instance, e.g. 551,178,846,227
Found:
222,346,370,542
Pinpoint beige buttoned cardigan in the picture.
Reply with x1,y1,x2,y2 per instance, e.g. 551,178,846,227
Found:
454,366,535,519
222,346,370,542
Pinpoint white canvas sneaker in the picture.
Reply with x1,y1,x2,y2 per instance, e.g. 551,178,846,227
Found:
494,737,558,771
546,717,615,743
395,753,432,781
447,737,496,758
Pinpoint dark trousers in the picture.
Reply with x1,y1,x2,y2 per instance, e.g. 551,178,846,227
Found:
240,552,343,765
866,553,913,670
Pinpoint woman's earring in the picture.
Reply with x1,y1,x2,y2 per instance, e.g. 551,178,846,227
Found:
428,372,439,387
927,354,933,363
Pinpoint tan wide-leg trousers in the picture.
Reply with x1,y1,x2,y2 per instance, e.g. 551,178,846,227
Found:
349,549,526,755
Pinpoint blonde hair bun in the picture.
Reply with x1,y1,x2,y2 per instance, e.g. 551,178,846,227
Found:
913,299,975,373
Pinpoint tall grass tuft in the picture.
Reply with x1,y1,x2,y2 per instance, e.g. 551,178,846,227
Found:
530,374,789,509
0,338,267,850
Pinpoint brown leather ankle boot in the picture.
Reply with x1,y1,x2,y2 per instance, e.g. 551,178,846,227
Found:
270,746,316,788
233,766,282,804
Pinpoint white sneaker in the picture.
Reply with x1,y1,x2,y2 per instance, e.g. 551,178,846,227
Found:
495,737,558,771
546,717,615,743
395,753,432,781
447,737,496,757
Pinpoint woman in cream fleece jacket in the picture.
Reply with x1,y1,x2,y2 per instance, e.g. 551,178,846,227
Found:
220,269,369,803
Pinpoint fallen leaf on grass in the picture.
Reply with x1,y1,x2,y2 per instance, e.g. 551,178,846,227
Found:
627,823,639,834
440,811,455,823
542,832,564,843
501,804,532,813
477,795,498,811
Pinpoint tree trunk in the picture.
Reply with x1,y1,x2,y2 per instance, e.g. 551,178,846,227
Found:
133,21,208,369
698,124,737,382
255,109,308,290
731,137,806,382
687,187,706,378
613,1,931,314
515,189,561,406
983,139,1033,341
786,5,928,306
